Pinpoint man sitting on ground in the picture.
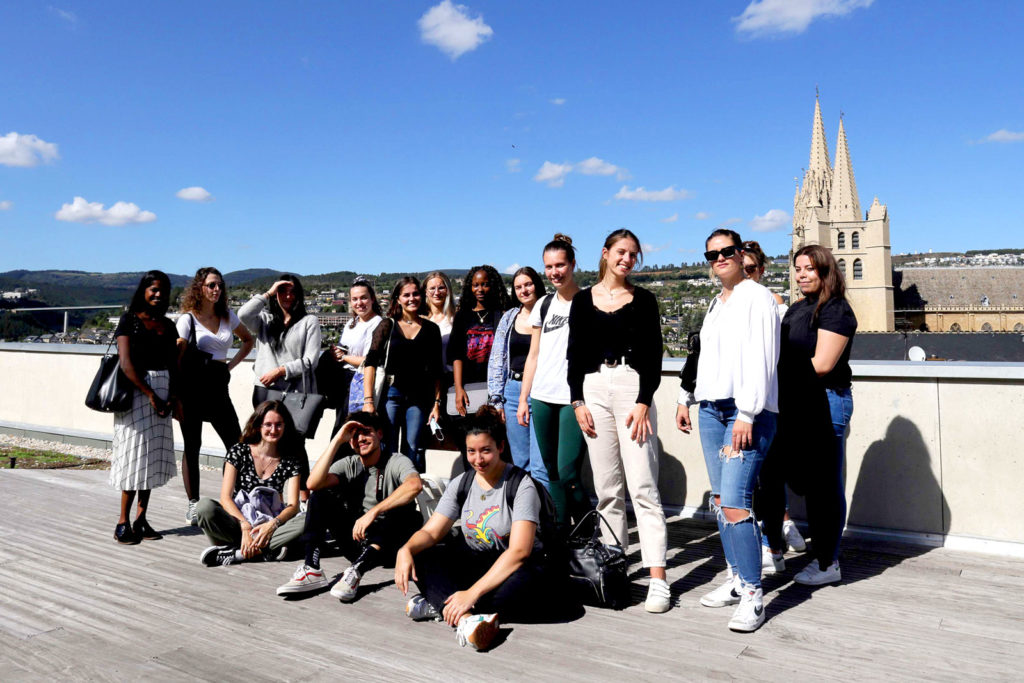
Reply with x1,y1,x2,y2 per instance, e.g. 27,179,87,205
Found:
276,411,423,601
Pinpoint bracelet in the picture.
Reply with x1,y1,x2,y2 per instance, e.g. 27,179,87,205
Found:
434,398,441,404
571,400,585,409
363,397,374,403
272,517,281,529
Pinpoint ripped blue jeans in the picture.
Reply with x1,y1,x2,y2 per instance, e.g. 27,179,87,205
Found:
698,399,777,589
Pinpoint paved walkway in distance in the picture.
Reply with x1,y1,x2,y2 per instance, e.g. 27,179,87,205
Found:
1,470,1021,681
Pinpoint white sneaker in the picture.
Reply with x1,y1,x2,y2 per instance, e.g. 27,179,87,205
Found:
783,520,806,552
762,546,785,575
456,613,499,651
728,584,765,632
276,564,328,595
330,565,361,602
405,594,441,621
185,499,199,527
700,572,741,608
644,578,671,613
794,561,841,586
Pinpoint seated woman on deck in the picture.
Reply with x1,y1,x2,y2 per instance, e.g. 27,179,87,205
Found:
195,401,305,566
394,406,566,651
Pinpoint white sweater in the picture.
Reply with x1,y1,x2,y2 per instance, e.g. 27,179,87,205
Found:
678,279,780,423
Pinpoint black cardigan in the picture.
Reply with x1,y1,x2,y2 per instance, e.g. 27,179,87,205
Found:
566,286,663,405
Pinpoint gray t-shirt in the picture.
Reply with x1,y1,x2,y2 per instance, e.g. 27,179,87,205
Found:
328,451,418,513
435,466,542,553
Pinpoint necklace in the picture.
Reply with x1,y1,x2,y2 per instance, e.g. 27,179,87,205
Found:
603,282,626,299
475,309,489,324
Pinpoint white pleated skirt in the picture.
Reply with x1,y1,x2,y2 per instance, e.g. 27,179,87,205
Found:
109,370,176,491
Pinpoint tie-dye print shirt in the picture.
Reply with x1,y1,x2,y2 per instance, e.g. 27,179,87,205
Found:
435,466,542,553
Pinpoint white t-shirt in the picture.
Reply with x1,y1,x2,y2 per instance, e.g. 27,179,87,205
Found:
176,310,242,361
339,315,382,370
528,293,572,404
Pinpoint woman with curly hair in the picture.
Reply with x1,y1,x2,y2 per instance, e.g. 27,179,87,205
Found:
177,267,254,526
447,265,511,416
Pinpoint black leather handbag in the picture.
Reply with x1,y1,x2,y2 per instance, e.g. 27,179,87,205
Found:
85,340,134,413
566,510,630,609
267,359,326,438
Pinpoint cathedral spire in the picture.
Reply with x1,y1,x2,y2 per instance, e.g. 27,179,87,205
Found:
830,116,861,221
798,95,832,209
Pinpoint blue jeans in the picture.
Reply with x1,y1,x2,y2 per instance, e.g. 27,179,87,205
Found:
698,399,777,588
503,378,549,488
825,387,853,564
385,385,429,472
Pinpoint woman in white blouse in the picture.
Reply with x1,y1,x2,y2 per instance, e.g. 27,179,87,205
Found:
329,277,384,437
177,267,254,526
675,229,780,634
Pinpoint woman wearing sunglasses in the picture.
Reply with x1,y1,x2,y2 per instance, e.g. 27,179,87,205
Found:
675,229,780,633
177,267,254,526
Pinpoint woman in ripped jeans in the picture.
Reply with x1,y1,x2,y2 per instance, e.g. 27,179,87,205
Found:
675,228,781,633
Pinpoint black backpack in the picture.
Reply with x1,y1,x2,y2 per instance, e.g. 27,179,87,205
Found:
455,465,564,569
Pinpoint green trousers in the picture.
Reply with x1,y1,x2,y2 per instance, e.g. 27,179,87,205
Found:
530,398,591,525
195,497,305,552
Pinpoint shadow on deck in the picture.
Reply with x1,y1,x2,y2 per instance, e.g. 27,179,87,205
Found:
1,470,1021,681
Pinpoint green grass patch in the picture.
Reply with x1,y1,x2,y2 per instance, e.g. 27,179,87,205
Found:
0,446,109,470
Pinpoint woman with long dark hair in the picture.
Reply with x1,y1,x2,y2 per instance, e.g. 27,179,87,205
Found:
675,229,780,632
195,400,305,566
488,266,549,486
329,277,384,437
448,265,511,416
758,245,856,586
568,229,670,613
177,267,254,526
110,271,180,544
517,234,589,525
363,276,443,470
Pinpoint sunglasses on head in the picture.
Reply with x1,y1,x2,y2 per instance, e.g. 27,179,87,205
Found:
743,264,759,275
704,245,740,262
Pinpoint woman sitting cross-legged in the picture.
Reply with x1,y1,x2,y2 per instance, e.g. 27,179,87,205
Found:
395,406,567,652
196,401,305,566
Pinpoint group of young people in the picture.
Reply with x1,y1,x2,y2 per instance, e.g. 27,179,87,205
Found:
106,225,855,647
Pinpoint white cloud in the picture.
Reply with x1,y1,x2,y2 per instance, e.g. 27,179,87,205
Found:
55,196,157,226
614,185,693,202
48,6,77,23
694,211,711,220
0,132,60,167
506,158,522,173
176,186,214,202
749,209,791,232
550,98,566,106
642,242,670,254
503,263,521,275
576,156,628,180
418,0,493,60
733,0,873,37
717,217,743,228
661,213,679,223
0,200,12,210
984,129,1024,143
534,161,573,188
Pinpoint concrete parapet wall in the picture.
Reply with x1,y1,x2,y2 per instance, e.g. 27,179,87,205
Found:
1,343,1022,552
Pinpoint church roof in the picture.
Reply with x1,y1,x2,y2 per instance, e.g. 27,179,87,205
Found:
830,117,861,221
894,268,1024,309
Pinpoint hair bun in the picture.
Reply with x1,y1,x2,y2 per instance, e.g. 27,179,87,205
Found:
552,233,573,245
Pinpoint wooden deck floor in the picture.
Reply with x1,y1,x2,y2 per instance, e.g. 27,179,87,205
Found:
1,469,1022,682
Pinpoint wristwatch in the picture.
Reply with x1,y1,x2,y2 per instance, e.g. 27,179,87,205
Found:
571,400,585,409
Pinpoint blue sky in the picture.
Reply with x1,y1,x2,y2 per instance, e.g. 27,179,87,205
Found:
1,1,1022,276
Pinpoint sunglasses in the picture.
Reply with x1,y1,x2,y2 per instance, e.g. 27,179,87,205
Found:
704,245,740,262
743,264,759,275
204,282,224,290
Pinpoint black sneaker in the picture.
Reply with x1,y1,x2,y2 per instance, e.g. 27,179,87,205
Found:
114,522,140,545
200,545,237,566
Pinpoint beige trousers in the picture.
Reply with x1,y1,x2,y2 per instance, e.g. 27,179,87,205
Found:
583,364,667,568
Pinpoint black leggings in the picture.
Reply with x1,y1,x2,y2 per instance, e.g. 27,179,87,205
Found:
413,539,558,623
181,364,240,501
300,486,421,564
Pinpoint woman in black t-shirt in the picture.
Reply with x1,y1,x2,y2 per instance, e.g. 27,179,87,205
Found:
759,244,857,587
195,400,305,566
110,271,181,545
364,276,443,471
448,265,511,416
